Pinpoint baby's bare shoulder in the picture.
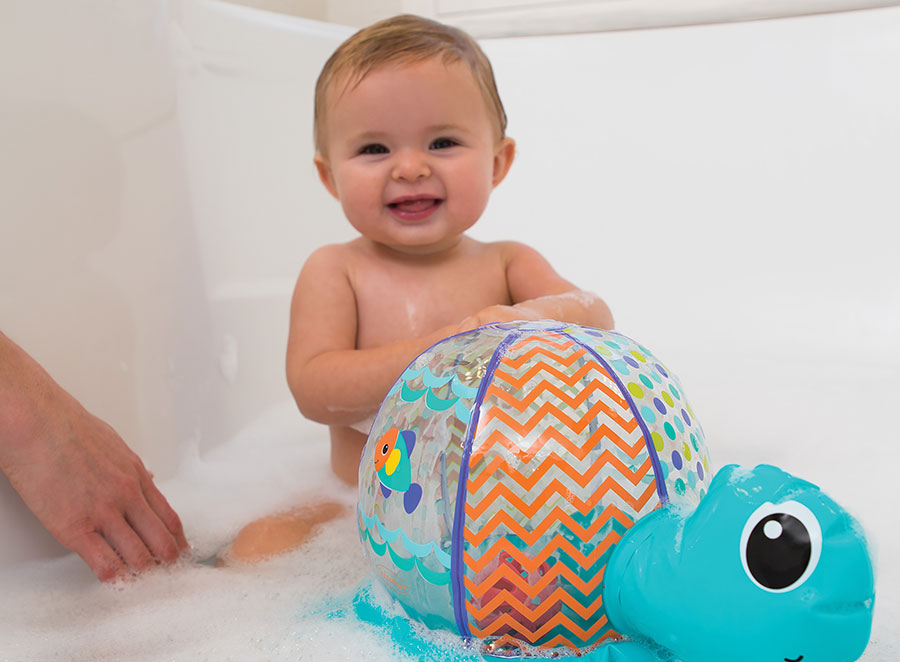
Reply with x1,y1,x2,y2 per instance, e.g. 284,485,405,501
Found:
306,241,358,261
483,238,535,251
481,239,546,263
301,241,364,275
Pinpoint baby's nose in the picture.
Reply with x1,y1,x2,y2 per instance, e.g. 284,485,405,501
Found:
392,151,431,182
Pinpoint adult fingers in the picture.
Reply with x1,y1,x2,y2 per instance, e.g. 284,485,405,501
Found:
142,479,188,550
456,315,481,334
104,516,156,574
132,479,188,561
71,531,126,582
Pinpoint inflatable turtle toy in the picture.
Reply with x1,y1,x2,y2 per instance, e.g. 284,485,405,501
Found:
356,321,875,661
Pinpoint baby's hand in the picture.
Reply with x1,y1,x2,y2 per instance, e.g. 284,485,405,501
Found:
456,304,543,334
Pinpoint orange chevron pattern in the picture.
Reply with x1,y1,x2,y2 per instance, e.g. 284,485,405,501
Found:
465,554,607,597
462,332,659,651
468,450,653,493
466,476,658,520
487,376,629,412
469,421,644,466
464,530,622,574
464,502,638,547
479,394,638,433
507,333,577,357
496,349,585,380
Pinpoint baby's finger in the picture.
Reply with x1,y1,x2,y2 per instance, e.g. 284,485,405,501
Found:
455,316,480,334
71,531,126,582
142,479,188,552
105,516,156,573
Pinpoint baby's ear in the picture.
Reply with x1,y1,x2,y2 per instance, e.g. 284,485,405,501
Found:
314,154,339,199
492,137,516,187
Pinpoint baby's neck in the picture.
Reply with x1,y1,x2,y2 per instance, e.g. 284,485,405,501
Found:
366,234,474,262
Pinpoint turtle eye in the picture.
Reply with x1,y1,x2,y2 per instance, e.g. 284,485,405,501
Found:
740,500,822,593
381,444,389,456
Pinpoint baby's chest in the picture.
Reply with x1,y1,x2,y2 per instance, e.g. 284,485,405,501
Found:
354,262,510,337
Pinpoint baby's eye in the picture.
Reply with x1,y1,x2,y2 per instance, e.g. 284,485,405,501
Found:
359,143,389,155
429,137,458,150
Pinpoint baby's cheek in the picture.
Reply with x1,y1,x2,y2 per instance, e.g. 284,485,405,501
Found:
341,191,380,234
449,167,493,219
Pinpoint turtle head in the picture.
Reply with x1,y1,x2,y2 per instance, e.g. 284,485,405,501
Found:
605,464,874,662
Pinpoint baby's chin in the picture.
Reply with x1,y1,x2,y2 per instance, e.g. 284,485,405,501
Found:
363,226,472,257
381,235,467,257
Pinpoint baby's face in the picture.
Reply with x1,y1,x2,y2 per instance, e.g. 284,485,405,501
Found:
316,58,514,255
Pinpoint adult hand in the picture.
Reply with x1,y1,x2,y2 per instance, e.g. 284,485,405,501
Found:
0,332,188,581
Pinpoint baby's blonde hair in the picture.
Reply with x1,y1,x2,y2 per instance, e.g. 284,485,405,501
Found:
314,14,508,155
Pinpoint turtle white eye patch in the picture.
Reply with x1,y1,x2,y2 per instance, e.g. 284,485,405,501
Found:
740,500,823,593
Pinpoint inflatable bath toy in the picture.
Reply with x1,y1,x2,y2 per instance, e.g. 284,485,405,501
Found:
357,321,874,661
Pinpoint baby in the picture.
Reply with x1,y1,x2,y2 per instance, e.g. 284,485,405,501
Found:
227,14,613,562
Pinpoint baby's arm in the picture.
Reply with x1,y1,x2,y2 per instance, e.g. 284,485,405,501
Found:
286,245,459,426
462,242,614,330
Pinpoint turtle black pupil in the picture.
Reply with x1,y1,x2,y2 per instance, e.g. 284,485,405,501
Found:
382,444,389,455
746,513,811,589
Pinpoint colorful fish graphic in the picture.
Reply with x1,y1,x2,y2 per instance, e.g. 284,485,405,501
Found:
374,427,422,514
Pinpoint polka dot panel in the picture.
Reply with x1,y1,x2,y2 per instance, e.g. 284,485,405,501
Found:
566,327,712,506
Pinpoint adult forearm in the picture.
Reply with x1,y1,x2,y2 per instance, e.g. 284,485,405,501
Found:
0,331,60,469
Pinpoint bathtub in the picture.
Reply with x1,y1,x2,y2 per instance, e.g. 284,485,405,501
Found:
0,1,897,660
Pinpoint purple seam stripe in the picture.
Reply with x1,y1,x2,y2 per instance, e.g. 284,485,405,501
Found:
450,329,521,640
563,332,669,505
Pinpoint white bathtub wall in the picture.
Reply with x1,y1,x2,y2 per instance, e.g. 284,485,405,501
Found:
0,0,350,564
1,1,179,471
479,7,899,360
0,0,198,563
0,0,354,471
169,0,353,458
477,8,899,380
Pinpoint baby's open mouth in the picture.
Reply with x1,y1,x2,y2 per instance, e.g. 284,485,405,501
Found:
388,197,441,212
387,196,443,220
